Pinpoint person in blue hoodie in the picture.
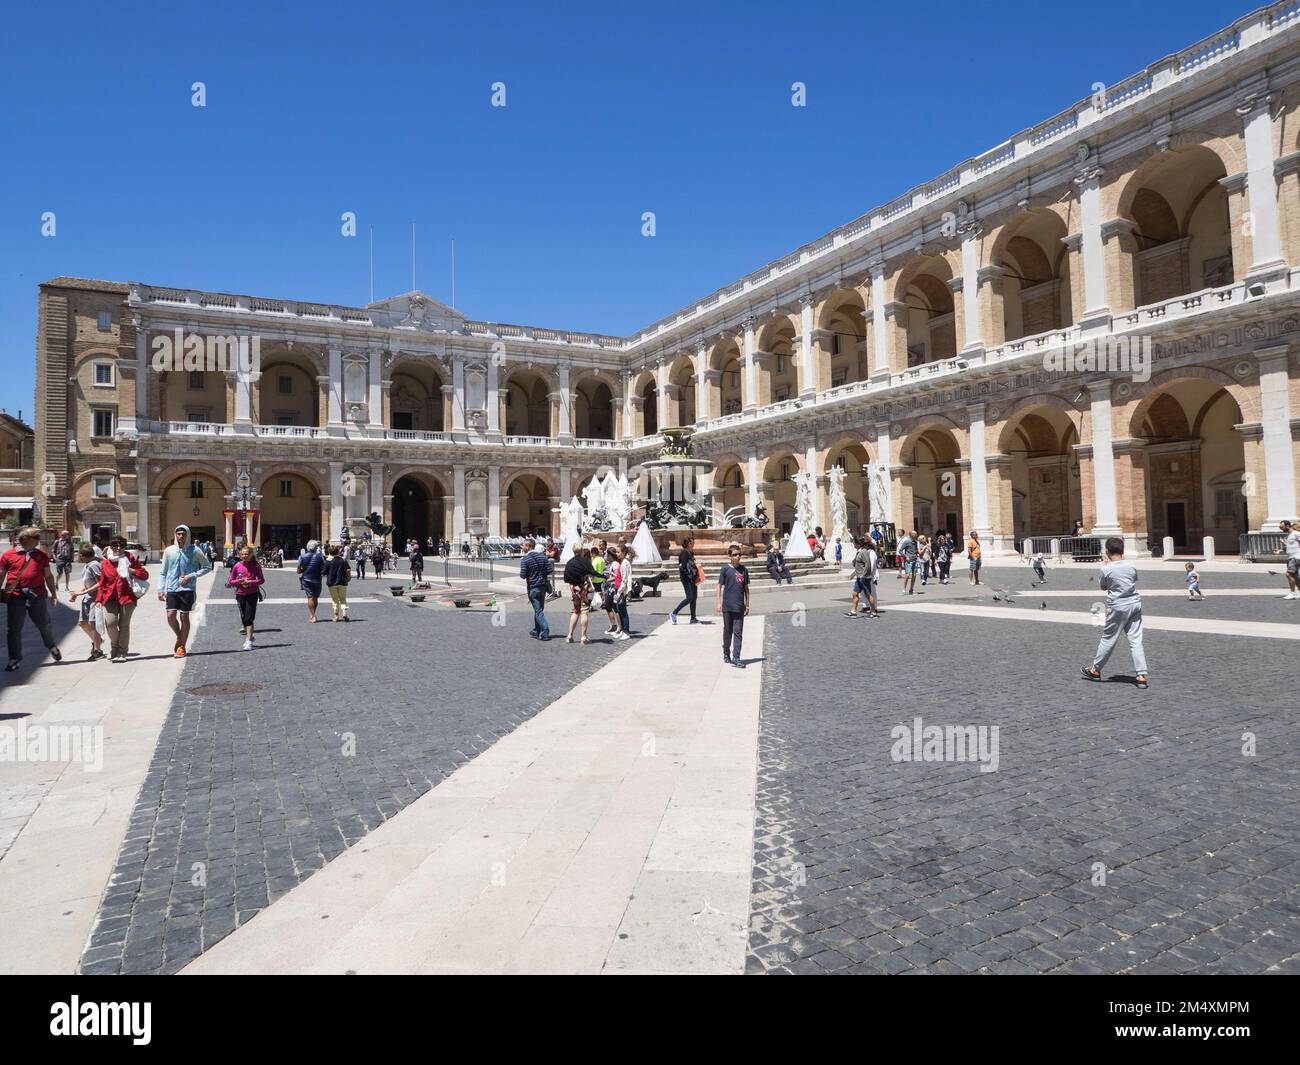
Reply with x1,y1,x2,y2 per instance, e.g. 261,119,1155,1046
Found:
157,523,212,657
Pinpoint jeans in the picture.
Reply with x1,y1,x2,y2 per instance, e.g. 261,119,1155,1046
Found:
616,597,631,633
528,587,550,638
6,593,56,661
722,610,744,661
671,580,698,620
767,564,791,584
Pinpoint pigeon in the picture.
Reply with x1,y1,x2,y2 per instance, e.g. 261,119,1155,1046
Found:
1040,602,1047,609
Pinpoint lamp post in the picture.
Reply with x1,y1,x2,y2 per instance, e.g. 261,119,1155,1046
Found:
235,471,252,554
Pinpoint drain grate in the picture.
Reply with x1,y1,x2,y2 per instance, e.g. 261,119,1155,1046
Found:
185,682,263,696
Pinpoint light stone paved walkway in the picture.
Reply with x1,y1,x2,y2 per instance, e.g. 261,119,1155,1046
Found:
885,600,1300,640
0,566,218,975
185,616,764,975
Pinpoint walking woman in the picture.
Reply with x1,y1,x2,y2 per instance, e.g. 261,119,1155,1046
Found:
323,544,352,622
613,545,635,639
669,536,701,624
409,541,424,582
97,536,148,663
1,526,64,671
297,539,325,623
936,533,953,584
228,543,265,650
355,544,368,580
372,543,385,579
68,543,104,661
563,543,596,644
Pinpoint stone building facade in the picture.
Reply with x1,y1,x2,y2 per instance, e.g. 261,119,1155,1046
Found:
33,6,1300,556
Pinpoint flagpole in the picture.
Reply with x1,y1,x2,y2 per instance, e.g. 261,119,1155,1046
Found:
451,238,456,309
369,227,375,304
411,222,416,292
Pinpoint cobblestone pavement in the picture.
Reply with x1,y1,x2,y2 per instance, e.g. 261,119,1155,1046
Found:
746,603,1300,974
80,571,633,974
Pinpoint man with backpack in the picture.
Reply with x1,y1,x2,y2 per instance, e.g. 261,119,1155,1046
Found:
51,529,75,591
844,535,880,619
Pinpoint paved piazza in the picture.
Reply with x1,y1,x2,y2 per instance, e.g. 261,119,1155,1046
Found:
2,558,1297,976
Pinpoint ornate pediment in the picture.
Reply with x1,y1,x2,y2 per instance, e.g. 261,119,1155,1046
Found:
365,291,467,333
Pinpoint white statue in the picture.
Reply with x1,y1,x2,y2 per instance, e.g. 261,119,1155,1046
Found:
827,465,849,547
793,471,816,536
559,496,585,563
869,463,890,525
582,475,605,522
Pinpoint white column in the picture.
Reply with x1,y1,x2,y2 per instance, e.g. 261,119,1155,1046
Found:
453,464,466,541
135,463,149,546
694,340,709,424
1257,345,1297,528
369,461,385,521
1240,90,1286,277
1078,166,1108,321
746,454,759,514
328,462,345,540
961,233,982,352
451,356,466,433
233,337,254,433
486,358,500,436
327,348,344,434
1088,381,1121,534
558,363,573,441
799,294,816,398
742,316,758,412
622,373,634,438
488,466,501,536
366,349,383,431
870,262,889,378
134,319,148,424
967,403,991,537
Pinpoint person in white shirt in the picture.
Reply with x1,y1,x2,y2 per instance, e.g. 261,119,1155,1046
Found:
1276,519,1300,600
1081,536,1148,689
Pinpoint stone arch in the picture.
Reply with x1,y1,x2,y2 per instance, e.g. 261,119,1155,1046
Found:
994,394,1087,455
385,467,449,496
503,467,559,498
156,463,231,547
256,465,323,551
258,347,323,428
816,289,869,389
1124,365,1257,436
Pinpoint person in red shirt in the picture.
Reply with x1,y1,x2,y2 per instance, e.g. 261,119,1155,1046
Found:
96,536,148,663
1,526,63,671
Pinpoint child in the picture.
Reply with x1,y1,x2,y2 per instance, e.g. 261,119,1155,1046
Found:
227,544,265,650
834,538,843,565
1184,561,1203,600
1031,551,1046,583
1081,536,1148,689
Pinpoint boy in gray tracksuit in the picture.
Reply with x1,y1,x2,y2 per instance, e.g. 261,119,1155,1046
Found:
1082,536,1149,689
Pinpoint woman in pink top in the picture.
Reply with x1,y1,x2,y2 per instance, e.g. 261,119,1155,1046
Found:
227,544,265,651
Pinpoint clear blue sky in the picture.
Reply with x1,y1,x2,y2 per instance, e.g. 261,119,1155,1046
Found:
0,0,1250,419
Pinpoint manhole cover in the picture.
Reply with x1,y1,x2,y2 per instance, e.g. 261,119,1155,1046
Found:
186,682,263,696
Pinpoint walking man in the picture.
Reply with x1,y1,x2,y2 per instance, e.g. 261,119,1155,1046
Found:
898,529,919,595
967,529,983,586
158,523,212,657
1,527,63,671
716,543,750,668
669,536,701,624
51,529,75,591
519,537,553,640
845,536,879,618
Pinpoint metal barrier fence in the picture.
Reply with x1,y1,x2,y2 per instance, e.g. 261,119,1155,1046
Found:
1020,535,1104,561
1239,531,1284,561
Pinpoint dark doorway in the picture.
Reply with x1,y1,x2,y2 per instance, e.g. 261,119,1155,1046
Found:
1165,501,1188,551
393,477,441,549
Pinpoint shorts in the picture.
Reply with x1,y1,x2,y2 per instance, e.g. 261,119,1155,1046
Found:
301,580,322,598
903,560,917,575
79,595,96,624
856,577,875,598
1288,557,1300,577
165,590,196,613
570,584,592,613
969,558,982,571
55,560,72,575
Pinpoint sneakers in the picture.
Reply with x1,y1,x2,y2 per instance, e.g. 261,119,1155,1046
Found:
50,647,62,662
616,632,630,641
174,645,186,658
242,639,253,651
1081,665,1102,681
1284,592,1300,600
88,649,105,661
669,613,677,625
723,656,732,665
732,659,747,669
4,659,19,672
843,612,859,619
1135,674,1149,689
111,655,126,663
869,612,880,619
